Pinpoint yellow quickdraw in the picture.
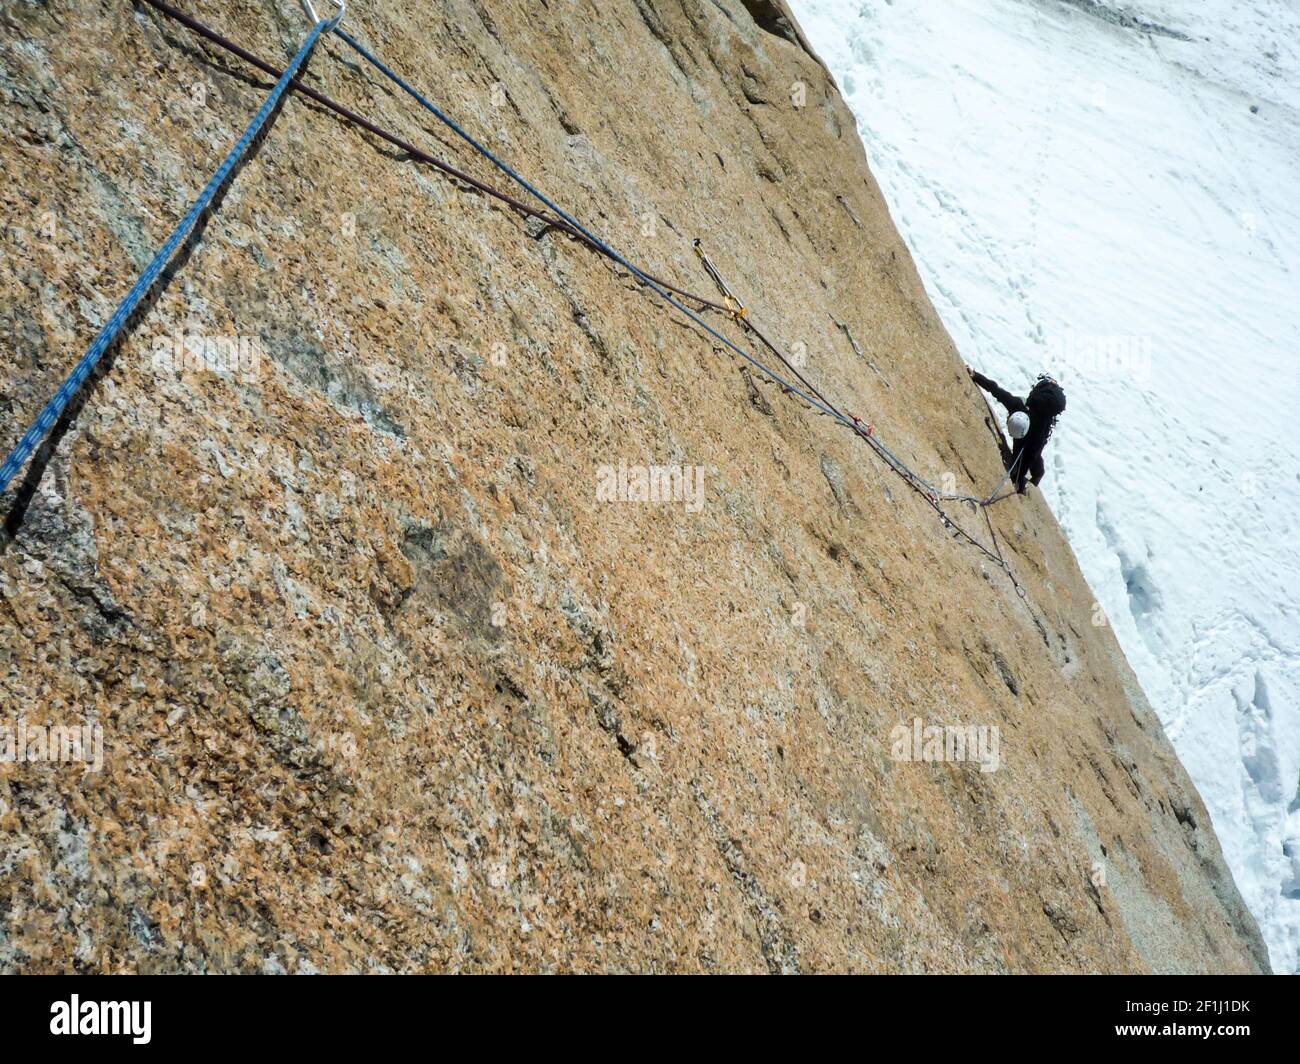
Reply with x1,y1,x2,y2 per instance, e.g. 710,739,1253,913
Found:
694,239,747,321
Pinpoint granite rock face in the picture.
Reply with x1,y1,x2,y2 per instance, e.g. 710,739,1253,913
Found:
0,0,1269,973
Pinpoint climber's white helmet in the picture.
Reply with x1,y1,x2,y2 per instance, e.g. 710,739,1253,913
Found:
1007,411,1031,439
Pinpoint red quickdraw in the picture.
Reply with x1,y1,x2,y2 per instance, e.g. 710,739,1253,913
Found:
849,413,874,437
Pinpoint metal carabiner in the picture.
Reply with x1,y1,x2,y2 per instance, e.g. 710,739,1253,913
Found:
301,0,345,26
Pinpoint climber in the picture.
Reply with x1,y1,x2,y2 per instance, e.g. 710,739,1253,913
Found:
967,367,1067,494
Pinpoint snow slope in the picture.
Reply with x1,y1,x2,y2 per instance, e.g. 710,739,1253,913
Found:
791,0,1300,972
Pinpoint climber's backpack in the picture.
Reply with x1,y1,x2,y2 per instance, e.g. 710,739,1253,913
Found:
1028,377,1067,418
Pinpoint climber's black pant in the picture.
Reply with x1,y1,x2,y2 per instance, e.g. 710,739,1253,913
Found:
1007,439,1046,492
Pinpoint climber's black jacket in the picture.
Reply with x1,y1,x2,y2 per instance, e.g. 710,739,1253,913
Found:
970,370,1065,493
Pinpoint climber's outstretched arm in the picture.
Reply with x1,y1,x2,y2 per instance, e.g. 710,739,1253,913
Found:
967,367,1025,413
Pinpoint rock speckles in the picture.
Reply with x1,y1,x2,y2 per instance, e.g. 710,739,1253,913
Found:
0,0,1267,972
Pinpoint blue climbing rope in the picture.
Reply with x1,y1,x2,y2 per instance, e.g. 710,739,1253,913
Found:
330,26,1025,573
0,5,1023,588
0,12,339,496
331,27,856,431
332,30,1021,513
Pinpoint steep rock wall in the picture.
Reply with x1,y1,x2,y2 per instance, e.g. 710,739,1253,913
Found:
0,0,1268,972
